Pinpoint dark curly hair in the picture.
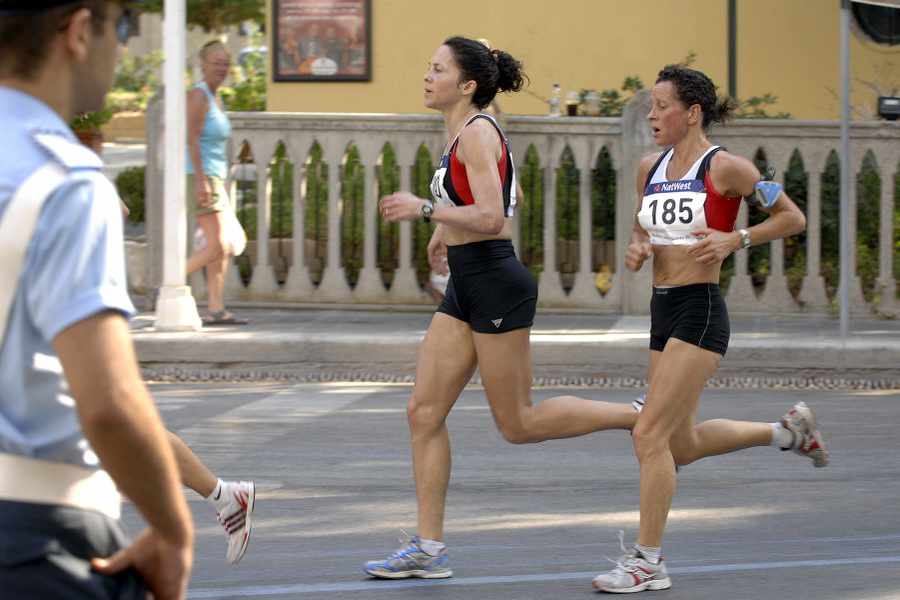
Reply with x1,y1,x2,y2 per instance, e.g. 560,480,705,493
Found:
443,36,526,109
656,65,738,129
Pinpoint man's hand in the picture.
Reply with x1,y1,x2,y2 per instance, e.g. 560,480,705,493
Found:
687,228,740,265
92,528,192,600
624,240,652,271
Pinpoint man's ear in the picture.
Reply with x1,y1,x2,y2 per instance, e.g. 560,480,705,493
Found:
63,8,93,63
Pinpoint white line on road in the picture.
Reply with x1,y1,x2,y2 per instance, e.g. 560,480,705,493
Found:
187,555,900,598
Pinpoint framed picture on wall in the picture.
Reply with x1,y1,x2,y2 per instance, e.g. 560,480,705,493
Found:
273,0,372,82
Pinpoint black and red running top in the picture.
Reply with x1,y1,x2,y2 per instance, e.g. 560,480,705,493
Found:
429,113,518,217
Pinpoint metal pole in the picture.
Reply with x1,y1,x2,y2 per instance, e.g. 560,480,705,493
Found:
839,0,851,340
155,0,201,330
728,0,737,98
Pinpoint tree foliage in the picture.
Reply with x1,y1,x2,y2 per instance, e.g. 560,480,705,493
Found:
142,0,264,32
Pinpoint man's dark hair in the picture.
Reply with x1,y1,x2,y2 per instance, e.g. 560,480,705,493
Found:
0,1,110,80
656,65,738,129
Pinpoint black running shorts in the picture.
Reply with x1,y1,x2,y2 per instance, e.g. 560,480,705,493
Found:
649,283,730,356
437,239,537,334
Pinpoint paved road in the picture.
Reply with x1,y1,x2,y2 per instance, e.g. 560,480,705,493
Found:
126,382,900,599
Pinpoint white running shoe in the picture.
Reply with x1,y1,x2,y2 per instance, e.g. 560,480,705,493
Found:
780,402,829,468
216,480,255,564
592,533,671,594
631,394,646,413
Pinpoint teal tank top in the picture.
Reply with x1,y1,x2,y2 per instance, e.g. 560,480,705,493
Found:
186,81,231,179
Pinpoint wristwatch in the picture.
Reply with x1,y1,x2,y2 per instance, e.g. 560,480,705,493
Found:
738,228,752,250
421,201,434,223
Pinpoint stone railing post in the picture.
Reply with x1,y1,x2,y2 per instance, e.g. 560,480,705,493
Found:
387,140,424,303
567,137,600,304
759,150,798,311
315,138,352,301
877,148,899,316
248,138,280,298
618,90,654,315
537,139,566,305
352,139,386,301
846,149,870,315
282,136,314,299
798,152,830,312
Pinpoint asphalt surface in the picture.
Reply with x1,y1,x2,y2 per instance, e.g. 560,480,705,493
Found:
121,381,900,599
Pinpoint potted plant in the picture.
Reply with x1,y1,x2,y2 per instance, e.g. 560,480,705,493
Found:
70,104,114,155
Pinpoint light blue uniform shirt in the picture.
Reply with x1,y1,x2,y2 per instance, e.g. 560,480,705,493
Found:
185,81,231,179
0,86,135,470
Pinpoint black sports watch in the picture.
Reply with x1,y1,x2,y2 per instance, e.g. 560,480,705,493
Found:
421,201,434,223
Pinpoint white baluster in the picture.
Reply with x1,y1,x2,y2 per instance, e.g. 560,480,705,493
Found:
799,156,830,312
353,140,387,302
283,137,314,300
316,139,353,301
537,139,567,306
387,141,425,303
567,139,600,305
249,138,280,297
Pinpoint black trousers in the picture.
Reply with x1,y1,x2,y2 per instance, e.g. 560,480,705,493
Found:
0,500,145,600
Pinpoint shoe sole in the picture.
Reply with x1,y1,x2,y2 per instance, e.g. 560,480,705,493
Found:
364,568,453,579
593,576,672,593
230,481,255,564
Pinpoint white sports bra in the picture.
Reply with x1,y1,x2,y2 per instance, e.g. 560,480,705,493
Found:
637,145,738,246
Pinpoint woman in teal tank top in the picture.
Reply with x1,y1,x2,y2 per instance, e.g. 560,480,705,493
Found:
185,41,245,325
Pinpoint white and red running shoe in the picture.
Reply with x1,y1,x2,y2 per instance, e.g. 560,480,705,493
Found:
216,480,256,564
780,401,829,468
592,532,672,594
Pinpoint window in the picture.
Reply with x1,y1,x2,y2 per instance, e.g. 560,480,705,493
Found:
852,3,900,45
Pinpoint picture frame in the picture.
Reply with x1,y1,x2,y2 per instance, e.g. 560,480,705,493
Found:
273,0,372,82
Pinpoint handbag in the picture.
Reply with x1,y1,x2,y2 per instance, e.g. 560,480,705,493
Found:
193,209,247,257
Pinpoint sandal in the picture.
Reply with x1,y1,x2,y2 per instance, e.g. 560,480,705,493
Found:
202,310,248,326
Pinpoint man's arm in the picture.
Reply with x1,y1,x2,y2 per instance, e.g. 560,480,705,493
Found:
54,311,193,598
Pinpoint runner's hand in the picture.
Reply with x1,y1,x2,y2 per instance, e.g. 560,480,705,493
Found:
92,528,193,600
428,235,449,275
687,228,740,265
624,240,652,271
380,192,426,222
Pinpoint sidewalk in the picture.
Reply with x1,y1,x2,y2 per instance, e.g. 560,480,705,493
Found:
132,307,900,384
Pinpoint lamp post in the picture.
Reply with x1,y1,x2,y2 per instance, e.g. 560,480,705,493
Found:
154,0,201,331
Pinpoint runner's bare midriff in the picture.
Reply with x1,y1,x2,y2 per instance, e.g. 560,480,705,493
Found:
651,244,722,286
443,219,514,247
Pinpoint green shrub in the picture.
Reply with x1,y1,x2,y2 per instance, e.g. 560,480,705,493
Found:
115,166,145,223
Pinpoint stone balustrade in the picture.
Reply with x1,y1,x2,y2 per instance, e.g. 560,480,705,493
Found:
145,93,900,315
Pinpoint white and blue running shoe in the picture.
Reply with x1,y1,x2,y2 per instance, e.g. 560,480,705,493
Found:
364,532,452,579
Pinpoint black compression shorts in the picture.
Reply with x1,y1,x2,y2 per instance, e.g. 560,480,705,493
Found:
649,282,730,356
437,239,537,334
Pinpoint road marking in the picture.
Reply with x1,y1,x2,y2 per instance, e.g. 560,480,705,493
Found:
178,383,384,449
187,555,900,598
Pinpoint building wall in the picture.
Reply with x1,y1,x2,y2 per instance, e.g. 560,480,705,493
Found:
266,0,900,120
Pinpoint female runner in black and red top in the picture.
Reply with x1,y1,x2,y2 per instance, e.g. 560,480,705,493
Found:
364,36,641,579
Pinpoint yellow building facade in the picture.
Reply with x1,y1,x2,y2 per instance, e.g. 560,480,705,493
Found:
266,0,899,120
